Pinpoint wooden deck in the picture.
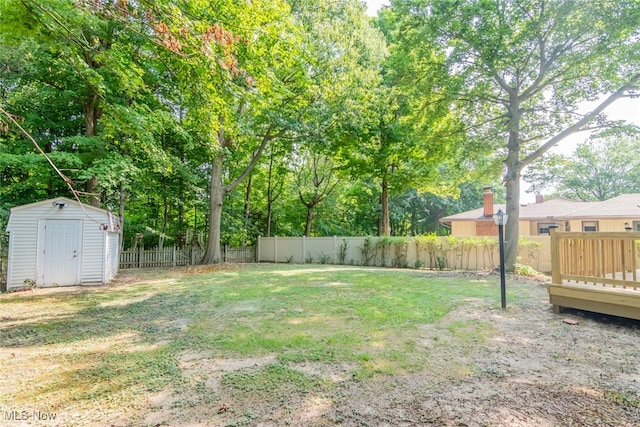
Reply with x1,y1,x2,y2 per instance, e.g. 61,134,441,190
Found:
548,231,640,320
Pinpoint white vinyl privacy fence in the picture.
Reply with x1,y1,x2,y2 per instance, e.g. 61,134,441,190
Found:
257,236,551,273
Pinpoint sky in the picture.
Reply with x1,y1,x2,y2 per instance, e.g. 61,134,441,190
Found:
365,0,390,16
363,0,640,202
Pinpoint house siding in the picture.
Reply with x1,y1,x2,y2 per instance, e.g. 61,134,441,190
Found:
451,221,477,236
6,198,120,289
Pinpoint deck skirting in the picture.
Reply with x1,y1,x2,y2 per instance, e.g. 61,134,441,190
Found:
547,283,640,320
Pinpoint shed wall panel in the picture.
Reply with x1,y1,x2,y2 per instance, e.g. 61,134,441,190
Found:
81,222,105,283
105,232,120,281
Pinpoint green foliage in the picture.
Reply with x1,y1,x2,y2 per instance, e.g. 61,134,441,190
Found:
415,234,445,269
524,136,640,202
518,237,542,270
360,237,376,266
222,362,325,396
390,237,409,268
318,251,331,265
11,0,632,264
393,0,640,270
513,263,542,277
479,237,498,270
338,239,348,265
376,236,393,266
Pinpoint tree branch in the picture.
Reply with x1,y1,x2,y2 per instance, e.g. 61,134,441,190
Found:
224,125,283,193
521,73,640,167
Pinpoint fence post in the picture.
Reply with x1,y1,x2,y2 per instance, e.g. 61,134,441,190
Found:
172,246,176,268
333,236,337,264
257,236,261,262
275,236,278,263
138,246,142,268
302,235,306,264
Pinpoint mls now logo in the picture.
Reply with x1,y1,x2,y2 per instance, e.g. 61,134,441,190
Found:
5,410,57,421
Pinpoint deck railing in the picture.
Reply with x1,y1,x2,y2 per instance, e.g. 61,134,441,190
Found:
120,245,255,269
550,230,640,289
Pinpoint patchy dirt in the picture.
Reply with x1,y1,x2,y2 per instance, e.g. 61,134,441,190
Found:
3,268,640,426
136,273,640,427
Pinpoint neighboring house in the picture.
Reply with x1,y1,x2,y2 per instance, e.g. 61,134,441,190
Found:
441,187,640,237
5,197,120,290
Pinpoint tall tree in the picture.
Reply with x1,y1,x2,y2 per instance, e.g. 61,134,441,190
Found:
394,0,640,268
524,135,640,201
332,5,471,237
294,150,340,236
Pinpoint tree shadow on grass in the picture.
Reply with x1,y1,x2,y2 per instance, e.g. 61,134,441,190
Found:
0,288,202,347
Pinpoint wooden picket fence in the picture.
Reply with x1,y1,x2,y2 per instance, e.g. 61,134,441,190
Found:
0,249,7,291
120,245,255,269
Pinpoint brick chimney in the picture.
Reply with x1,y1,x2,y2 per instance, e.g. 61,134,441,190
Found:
483,186,494,217
535,192,543,204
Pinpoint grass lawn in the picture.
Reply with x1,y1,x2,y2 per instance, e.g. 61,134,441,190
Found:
2,264,634,426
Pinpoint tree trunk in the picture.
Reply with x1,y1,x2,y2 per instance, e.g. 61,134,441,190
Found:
85,177,100,207
305,208,313,237
83,92,99,138
118,181,126,255
266,154,275,237
83,91,101,207
380,177,390,236
160,187,169,250
201,118,277,263
266,200,273,237
201,154,225,264
243,173,253,244
504,94,521,271
504,162,521,271
178,170,185,248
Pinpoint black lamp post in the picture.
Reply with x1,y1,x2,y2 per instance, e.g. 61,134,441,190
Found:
493,209,509,309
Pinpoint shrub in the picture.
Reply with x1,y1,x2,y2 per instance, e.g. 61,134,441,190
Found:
360,237,375,266
338,239,348,265
319,252,331,264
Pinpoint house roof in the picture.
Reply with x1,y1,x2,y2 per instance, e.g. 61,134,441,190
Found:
556,193,640,219
441,194,640,223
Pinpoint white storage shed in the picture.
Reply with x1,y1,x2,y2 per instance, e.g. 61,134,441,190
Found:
5,197,121,290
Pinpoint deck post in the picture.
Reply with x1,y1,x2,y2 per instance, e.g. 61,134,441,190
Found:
550,228,561,285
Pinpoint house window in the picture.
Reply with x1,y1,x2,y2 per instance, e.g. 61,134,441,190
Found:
537,223,557,235
633,221,640,232
582,221,599,232
564,221,571,231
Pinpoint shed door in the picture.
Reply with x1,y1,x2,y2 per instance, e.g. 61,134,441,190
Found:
43,220,81,286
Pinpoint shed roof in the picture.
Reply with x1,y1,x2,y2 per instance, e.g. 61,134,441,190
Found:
7,197,120,232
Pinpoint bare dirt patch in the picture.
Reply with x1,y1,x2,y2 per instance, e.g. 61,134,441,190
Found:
325,293,640,427
2,269,639,426
137,275,640,427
